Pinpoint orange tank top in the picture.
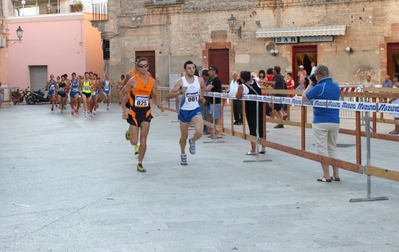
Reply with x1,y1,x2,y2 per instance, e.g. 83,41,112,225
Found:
129,74,153,108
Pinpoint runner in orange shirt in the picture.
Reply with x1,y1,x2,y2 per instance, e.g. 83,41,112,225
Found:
119,57,165,172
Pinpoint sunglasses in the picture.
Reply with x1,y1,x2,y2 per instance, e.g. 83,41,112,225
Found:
138,64,149,68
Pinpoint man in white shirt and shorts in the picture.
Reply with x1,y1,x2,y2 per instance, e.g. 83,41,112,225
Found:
168,60,205,165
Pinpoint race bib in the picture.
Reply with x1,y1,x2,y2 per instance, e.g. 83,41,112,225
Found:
104,87,109,91
91,91,96,95
185,92,199,103
135,95,149,107
59,87,65,92
83,86,90,91
50,85,55,90
72,88,79,92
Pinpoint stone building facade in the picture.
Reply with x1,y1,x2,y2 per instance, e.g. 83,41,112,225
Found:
92,0,399,87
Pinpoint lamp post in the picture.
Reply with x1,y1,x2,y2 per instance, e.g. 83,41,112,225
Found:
228,14,242,38
7,26,24,46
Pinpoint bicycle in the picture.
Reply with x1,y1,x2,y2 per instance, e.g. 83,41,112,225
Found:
11,88,30,105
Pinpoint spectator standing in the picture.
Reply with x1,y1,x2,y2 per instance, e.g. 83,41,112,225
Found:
201,69,211,134
0,82,3,108
264,66,286,128
228,71,242,125
310,62,317,75
205,65,223,138
389,73,399,134
236,71,266,155
258,70,266,87
266,68,274,81
297,65,307,86
302,64,341,182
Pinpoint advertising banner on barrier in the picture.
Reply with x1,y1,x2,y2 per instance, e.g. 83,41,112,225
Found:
303,100,313,106
262,96,272,102
201,91,395,113
327,100,343,109
341,101,358,110
282,97,293,104
378,103,399,113
291,98,303,106
313,100,328,108
356,102,377,112
272,97,282,104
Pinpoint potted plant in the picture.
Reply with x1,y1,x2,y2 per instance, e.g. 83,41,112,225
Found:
73,1,83,12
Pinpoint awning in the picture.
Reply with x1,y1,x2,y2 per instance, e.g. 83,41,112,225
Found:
256,25,346,38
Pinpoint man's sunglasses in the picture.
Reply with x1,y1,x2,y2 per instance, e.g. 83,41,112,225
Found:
138,64,149,68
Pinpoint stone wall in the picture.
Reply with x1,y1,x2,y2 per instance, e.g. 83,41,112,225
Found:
95,0,398,86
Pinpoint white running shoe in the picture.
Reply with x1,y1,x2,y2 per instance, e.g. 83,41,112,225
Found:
93,110,97,115
180,154,187,165
189,138,196,155
84,112,88,118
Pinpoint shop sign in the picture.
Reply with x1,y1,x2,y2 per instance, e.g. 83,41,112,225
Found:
299,36,334,43
275,37,298,44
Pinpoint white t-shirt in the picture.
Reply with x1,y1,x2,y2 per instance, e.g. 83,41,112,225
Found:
228,79,239,96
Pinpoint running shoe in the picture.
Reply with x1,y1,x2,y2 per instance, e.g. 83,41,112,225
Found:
180,154,187,165
71,110,75,116
107,106,109,110
51,107,53,111
188,138,196,155
136,163,146,172
135,145,139,155
63,106,66,111
93,110,97,115
84,112,88,118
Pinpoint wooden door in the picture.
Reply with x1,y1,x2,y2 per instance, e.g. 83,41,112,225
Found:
387,43,399,77
292,45,317,84
208,49,230,85
135,51,156,79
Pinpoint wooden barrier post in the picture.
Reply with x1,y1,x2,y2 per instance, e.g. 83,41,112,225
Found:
350,111,388,202
355,111,362,164
301,105,306,151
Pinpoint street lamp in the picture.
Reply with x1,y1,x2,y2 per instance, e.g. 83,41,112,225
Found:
7,26,23,46
228,14,241,38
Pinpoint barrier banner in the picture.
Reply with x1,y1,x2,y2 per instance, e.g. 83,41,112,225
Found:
282,97,293,105
262,96,272,102
356,102,377,112
303,100,313,106
291,98,303,106
313,100,328,108
341,101,358,110
326,100,343,109
378,103,399,113
272,97,282,104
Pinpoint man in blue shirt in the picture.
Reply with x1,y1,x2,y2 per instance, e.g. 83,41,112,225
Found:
302,65,341,182
382,75,393,88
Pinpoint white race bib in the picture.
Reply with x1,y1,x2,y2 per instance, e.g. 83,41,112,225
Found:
185,92,199,103
135,95,149,107
50,85,55,90
59,87,65,92
72,88,79,92
83,86,90,90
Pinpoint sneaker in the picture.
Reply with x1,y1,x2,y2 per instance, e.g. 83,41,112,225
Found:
107,106,109,110
180,154,187,165
51,107,53,111
84,112,88,118
136,163,146,172
71,110,75,116
188,138,196,155
75,109,79,114
63,106,66,111
89,112,93,117
93,110,97,115
134,145,139,155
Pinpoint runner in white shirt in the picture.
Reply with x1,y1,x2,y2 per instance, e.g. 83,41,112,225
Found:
168,60,205,165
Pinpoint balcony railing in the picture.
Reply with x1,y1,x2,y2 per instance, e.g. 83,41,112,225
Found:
92,3,108,21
